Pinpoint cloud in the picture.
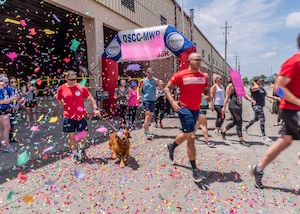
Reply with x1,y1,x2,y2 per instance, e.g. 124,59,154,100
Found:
185,0,288,77
286,12,300,28
261,51,277,58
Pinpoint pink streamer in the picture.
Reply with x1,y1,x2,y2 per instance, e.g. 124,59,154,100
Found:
121,35,164,61
75,130,87,141
230,69,245,97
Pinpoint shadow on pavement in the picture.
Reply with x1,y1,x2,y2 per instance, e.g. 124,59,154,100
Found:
264,186,300,196
173,163,243,190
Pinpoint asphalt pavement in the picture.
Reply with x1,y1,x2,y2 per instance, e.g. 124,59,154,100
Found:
0,86,299,214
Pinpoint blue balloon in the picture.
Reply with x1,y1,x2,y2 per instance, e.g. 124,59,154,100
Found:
277,87,284,98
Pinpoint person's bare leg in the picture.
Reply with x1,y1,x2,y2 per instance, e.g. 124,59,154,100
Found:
68,132,77,151
0,115,12,146
32,109,37,124
186,132,196,160
144,111,152,132
258,135,292,170
26,109,31,123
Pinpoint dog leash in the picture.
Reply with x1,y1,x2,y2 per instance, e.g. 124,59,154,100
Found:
88,112,118,132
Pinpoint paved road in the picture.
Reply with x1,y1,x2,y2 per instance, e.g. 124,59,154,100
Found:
0,86,299,213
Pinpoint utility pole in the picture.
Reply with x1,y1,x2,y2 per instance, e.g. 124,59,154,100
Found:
189,8,194,42
221,21,232,78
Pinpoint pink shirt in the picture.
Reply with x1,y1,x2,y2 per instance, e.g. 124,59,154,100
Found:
128,88,139,106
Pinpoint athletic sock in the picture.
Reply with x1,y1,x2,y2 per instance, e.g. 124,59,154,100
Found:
190,160,197,170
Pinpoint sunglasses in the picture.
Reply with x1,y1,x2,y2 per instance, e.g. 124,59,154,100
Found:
68,78,77,81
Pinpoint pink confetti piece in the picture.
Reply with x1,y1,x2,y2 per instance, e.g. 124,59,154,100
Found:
20,19,27,26
75,130,87,141
30,125,39,132
96,126,108,133
43,145,55,154
6,52,18,61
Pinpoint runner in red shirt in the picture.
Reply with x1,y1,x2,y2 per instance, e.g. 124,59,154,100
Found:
56,70,100,163
165,52,212,183
249,33,300,189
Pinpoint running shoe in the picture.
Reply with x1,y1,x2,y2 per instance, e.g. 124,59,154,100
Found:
0,145,17,153
159,122,163,128
249,164,264,189
146,132,153,140
192,168,206,182
221,130,226,140
262,136,272,142
239,140,250,147
214,129,221,136
167,143,174,162
242,127,248,135
205,140,215,147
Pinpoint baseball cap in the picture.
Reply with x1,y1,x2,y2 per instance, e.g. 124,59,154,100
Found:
253,76,264,82
0,76,9,82
131,81,137,87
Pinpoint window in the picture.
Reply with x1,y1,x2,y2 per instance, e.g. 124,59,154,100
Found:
202,49,205,58
212,58,214,64
208,54,210,62
121,0,135,12
161,15,167,25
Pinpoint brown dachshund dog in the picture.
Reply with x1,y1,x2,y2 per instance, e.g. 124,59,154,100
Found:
108,129,132,168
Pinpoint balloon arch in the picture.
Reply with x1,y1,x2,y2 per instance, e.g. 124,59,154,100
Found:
102,25,196,114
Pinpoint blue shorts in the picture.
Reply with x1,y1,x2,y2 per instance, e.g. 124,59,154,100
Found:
63,118,88,133
199,109,207,116
178,108,199,133
143,101,155,112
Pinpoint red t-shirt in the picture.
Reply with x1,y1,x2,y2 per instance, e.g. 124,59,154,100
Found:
279,52,300,110
170,69,208,111
56,83,91,120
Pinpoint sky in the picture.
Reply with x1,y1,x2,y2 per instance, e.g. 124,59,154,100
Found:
180,0,300,79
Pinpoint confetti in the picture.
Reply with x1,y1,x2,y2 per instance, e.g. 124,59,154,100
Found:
17,151,30,166
49,116,58,123
96,126,108,133
6,190,14,201
23,194,34,203
75,130,87,141
74,168,85,180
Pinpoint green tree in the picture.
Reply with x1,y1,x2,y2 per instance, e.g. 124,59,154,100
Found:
242,77,249,85
260,74,267,79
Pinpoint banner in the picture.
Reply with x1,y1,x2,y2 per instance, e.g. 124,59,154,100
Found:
102,25,195,61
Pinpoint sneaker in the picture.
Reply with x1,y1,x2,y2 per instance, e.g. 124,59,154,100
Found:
146,132,153,140
73,153,82,164
155,123,158,128
205,140,215,147
214,129,221,136
262,136,272,142
242,127,248,135
80,148,87,160
249,164,264,189
239,140,250,147
192,168,206,182
221,130,226,140
167,144,174,162
159,122,163,128
0,145,17,153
